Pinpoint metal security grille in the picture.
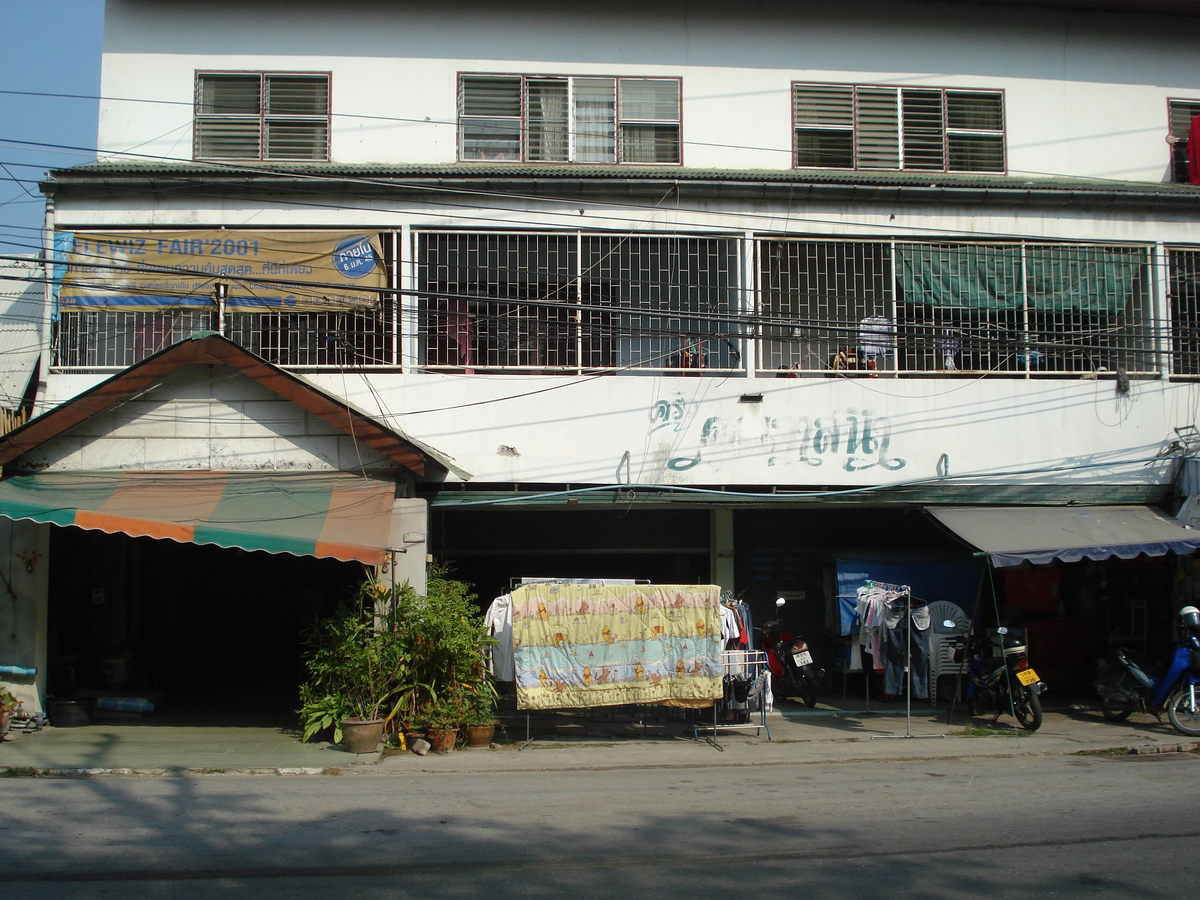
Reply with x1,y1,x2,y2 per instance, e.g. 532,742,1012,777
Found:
225,307,396,367
758,240,1153,376
1169,248,1200,376
759,240,892,373
53,306,398,369
54,309,216,368
416,232,740,373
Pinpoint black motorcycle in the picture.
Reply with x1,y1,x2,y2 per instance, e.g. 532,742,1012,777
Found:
945,623,1046,731
759,617,824,708
1095,605,1200,736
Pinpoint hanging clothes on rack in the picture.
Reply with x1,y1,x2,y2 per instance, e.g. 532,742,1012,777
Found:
882,594,931,699
855,582,901,673
720,603,741,647
719,591,752,651
736,599,754,651
855,581,931,698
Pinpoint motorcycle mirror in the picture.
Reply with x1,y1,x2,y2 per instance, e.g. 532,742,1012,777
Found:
775,597,786,608
996,626,1008,635
942,620,956,628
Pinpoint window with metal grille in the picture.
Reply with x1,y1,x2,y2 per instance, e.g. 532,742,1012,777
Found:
758,240,1152,376
225,308,396,367
1169,248,1200,376
195,73,330,161
1168,99,1200,183
793,84,1004,173
53,309,217,369
416,232,738,372
51,306,399,370
459,75,681,164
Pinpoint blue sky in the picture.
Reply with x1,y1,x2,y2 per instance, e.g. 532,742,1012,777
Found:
0,0,104,257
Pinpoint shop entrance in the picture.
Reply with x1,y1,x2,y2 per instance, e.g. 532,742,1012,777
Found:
46,527,360,722
428,507,712,607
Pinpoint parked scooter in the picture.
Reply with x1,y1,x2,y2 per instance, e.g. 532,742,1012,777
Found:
945,622,1046,731
759,598,825,708
1094,605,1200,736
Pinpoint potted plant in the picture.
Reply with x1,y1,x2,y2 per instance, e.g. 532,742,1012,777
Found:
377,561,496,736
0,687,17,738
415,691,469,753
299,561,495,756
462,675,500,749
298,591,411,754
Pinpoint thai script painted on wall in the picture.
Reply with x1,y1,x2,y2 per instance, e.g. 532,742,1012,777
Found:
650,395,906,473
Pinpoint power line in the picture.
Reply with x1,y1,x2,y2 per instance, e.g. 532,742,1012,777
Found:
6,135,1195,252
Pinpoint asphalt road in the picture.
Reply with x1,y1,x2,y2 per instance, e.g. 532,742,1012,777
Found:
2,751,1198,898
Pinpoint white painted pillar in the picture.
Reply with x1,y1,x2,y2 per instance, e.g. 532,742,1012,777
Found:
710,507,735,592
387,496,429,596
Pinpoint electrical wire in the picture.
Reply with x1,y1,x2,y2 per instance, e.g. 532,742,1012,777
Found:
430,454,1176,507
4,134,1198,253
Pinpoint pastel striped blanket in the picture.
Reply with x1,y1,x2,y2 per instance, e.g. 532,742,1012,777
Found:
511,583,723,710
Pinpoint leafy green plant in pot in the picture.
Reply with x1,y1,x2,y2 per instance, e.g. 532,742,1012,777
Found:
415,692,469,753
376,561,497,730
298,590,410,753
298,560,494,755
462,675,500,749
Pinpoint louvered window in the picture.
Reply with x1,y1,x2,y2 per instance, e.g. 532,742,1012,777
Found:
794,83,1003,173
195,73,330,161
1169,99,1200,183
459,75,680,164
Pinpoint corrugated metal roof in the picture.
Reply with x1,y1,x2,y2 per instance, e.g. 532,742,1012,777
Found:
42,160,1196,193
0,257,43,410
43,162,1200,210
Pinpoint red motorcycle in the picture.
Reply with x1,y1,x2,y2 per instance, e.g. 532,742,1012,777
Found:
759,614,823,708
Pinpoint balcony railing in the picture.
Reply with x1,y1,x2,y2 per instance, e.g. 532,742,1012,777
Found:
759,240,1158,377
50,235,1199,379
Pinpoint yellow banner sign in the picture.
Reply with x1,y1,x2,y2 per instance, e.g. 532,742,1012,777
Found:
58,231,385,312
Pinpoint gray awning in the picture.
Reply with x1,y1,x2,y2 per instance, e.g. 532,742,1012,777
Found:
929,505,1200,568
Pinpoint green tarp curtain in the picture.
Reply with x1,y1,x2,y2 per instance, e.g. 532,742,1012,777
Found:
897,245,1144,313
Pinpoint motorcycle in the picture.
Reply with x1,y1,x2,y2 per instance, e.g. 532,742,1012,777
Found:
945,622,1046,731
759,602,824,707
1094,605,1200,736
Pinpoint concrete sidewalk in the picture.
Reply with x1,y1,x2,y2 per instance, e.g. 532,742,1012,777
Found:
3,697,1197,776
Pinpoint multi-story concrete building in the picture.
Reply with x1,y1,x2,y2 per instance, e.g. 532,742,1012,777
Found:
2,0,1200,717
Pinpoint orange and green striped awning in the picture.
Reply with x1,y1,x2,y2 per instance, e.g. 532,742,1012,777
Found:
0,471,399,564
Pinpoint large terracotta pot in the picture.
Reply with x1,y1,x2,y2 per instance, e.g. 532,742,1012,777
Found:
427,727,459,753
464,723,495,749
341,718,385,754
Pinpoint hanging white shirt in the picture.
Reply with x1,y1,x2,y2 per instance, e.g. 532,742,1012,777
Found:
484,594,515,682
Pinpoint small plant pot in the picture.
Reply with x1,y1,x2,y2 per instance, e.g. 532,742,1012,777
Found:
340,718,385,754
464,723,495,749
426,727,459,753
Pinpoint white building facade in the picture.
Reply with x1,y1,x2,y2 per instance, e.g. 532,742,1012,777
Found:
3,0,1200,715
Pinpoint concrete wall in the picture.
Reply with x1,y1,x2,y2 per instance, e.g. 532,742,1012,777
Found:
97,0,1200,181
0,259,44,413
49,192,1200,249
41,367,1198,490
0,518,49,716
26,367,396,473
